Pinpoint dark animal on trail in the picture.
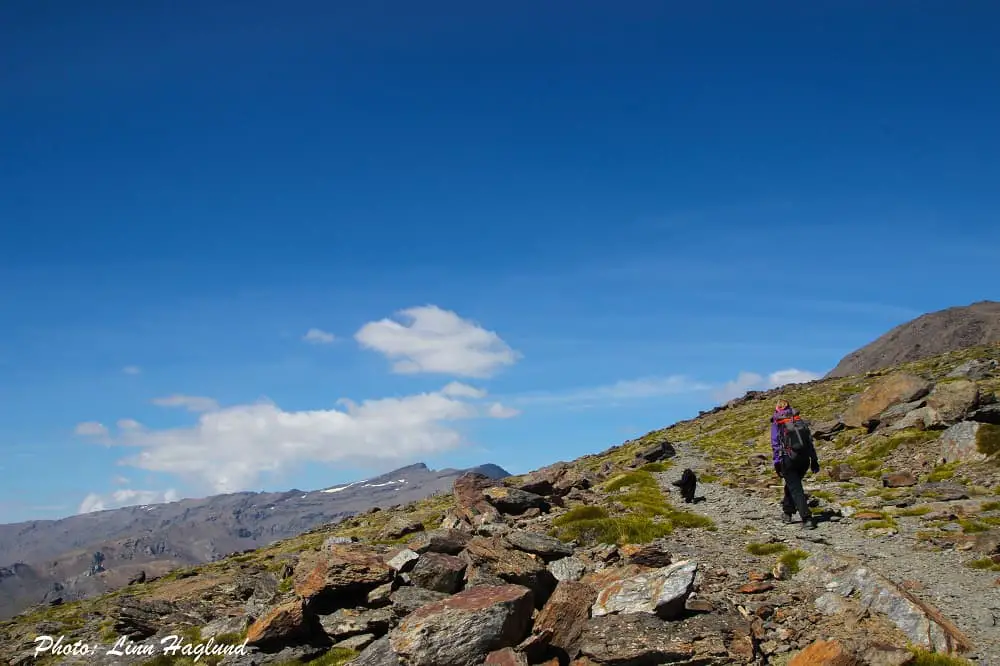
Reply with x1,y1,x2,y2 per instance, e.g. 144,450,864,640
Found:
671,468,697,503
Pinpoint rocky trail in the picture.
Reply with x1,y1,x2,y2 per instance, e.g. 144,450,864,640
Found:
664,444,1000,664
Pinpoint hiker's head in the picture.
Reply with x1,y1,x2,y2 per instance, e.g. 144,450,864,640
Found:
775,399,790,412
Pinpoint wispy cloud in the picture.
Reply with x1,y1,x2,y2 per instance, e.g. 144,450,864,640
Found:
355,305,520,378
713,368,822,403
511,375,711,408
78,488,179,514
122,365,142,375
303,328,336,344
151,394,220,413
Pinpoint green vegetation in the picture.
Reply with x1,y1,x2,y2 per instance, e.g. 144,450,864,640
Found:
926,462,959,482
746,542,787,556
894,505,932,517
982,501,1000,512
777,549,809,575
978,423,1000,457
808,490,836,502
965,557,1000,572
958,519,990,533
861,517,898,531
549,470,714,545
908,648,975,665
639,461,673,473
699,472,720,483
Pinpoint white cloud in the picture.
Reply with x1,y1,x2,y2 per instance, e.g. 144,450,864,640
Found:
441,381,488,399
355,305,520,378
80,384,516,494
152,394,220,413
75,421,109,437
487,403,520,418
713,368,822,402
303,328,336,344
117,419,142,430
78,488,179,514
513,375,710,408
122,366,142,375
113,475,131,486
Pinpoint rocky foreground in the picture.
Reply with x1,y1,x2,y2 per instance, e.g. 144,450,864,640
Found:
3,343,1000,666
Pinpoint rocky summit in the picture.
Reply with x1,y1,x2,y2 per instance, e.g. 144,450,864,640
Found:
2,342,1000,666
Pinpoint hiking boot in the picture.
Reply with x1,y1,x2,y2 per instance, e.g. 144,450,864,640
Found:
782,513,793,524
801,517,817,530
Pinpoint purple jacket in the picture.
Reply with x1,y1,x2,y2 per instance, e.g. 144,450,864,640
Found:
770,407,796,466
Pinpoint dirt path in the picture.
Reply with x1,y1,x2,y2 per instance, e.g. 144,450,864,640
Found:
666,445,1000,664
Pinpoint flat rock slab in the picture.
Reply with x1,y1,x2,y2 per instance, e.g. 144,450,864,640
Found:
293,544,393,608
591,560,697,620
503,530,574,561
389,584,535,666
533,581,597,659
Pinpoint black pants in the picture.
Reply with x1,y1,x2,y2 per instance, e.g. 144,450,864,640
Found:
780,456,811,521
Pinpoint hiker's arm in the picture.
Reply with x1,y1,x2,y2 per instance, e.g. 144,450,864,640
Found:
809,439,820,472
770,419,782,474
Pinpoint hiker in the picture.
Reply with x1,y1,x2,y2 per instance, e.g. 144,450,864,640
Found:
771,399,820,529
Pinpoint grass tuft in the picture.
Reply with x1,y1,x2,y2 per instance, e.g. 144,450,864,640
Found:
777,549,809,575
746,542,788,556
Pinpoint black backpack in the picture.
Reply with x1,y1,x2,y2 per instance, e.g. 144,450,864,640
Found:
777,413,812,460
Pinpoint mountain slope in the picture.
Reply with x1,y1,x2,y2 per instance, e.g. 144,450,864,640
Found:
2,341,998,665
0,462,508,620
826,300,1000,378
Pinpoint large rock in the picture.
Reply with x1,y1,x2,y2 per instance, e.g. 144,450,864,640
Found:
789,639,863,666
454,472,503,526
970,403,1000,425
380,515,426,541
548,557,587,582
246,599,311,647
294,545,394,612
577,612,750,665
319,607,394,641
591,560,697,620
939,421,1000,463
532,581,596,661
513,462,572,496
926,379,980,424
407,529,472,555
113,597,178,641
882,471,918,488
389,584,535,666
621,541,672,568
947,359,998,380
841,373,933,429
482,487,550,515
350,636,402,666
797,552,972,654
483,648,529,666
635,440,677,463
409,552,467,594
389,586,450,617
828,463,857,482
504,531,574,562
460,536,557,607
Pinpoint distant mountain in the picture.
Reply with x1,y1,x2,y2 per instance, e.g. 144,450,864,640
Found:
0,461,509,620
825,300,1000,378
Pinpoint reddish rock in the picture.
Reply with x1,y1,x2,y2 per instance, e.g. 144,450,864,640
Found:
738,582,774,594
379,514,426,540
533,581,596,660
294,545,393,609
246,599,309,646
789,639,863,666
483,647,528,666
841,373,933,429
409,552,467,594
407,528,472,555
454,472,503,526
621,541,672,568
389,584,535,666
748,570,772,582
882,472,918,488
861,643,916,666
829,463,857,481
461,536,557,607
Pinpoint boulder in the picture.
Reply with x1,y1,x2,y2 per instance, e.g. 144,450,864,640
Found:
407,529,472,555
482,487,550,515
454,472,503,527
334,633,376,652
861,643,916,666
548,556,587,583
389,586,450,617
841,373,933,429
460,536,557,607
503,531,574,562
882,472,918,488
812,420,846,441
532,581,596,661
246,599,311,648
513,463,572,496
483,647,529,666
409,552,467,594
788,639,863,666
350,636,402,666
591,560,697,620
577,612,751,665
386,548,420,573
884,407,935,432
389,584,535,666
946,359,998,380
621,541,672,568
926,379,980,424
113,597,178,641
828,463,857,482
294,545,394,612
380,515,426,541
635,440,677,463
939,421,1000,463
970,403,1000,425
319,607,394,641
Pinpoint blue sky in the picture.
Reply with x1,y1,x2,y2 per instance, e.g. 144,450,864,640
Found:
1,1,999,524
